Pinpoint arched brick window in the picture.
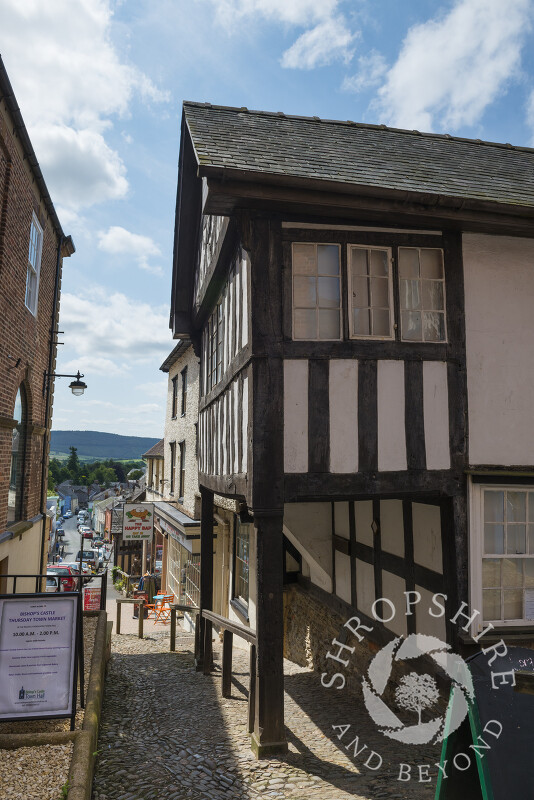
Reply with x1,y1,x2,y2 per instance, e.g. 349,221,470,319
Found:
7,386,27,525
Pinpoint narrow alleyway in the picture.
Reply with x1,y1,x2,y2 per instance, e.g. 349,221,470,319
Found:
92,605,440,800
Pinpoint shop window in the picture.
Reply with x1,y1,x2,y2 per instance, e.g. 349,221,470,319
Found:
233,519,251,610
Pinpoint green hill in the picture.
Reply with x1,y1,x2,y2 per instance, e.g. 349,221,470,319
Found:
50,430,160,461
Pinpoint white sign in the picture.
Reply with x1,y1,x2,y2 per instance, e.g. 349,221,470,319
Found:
0,595,78,719
123,503,154,541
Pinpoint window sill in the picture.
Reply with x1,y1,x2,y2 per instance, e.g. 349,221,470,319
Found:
230,598,249,622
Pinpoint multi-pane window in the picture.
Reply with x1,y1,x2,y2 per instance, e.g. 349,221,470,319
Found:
482,488,534,624
171,377,178,419
292,243,341,340
207,304,223,391
233,520,250,606
25,214,43,316
349,246,393,338
291,241,446,343
178,441,185,500
399,248,446,342
181,367,188,416
169,442,176,495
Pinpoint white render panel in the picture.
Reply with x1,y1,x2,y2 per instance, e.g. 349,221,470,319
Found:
229,274,235,359
235,260,242,355
242,375,248,473
381,571,408,637
355,501,373,546
415,586,447,640
222,392,228,475
335,552,351,604
284,503,332,593
329,359,358,473
412,503,443,574
380,500,404,558
377,360,407,471
356,559,375,618
284,360,309,473
233,380,239,474
334,502,350,540
464,233,534,465
423,361,450,470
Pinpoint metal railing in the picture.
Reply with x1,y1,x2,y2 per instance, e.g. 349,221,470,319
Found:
1,570,108,611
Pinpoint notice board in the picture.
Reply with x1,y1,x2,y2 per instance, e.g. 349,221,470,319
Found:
0,593,79,722
435,646,534,800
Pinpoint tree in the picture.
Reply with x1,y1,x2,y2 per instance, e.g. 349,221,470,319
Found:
395,672,439,724
66,446,81,483
128,469,143,480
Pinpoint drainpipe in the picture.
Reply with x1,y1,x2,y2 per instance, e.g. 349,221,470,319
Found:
39,235,63,579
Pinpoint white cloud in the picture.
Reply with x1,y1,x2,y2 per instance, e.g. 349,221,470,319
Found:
58,287,173,368
135,380,169,398
281,16,357,69
208,0,357,69
60,357,131,377
97,226,163,275
209,0,338,27
374,0,531,132
342,50,387,93
0,0,169,212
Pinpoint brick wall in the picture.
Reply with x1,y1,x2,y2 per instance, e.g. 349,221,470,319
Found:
0,95,67,535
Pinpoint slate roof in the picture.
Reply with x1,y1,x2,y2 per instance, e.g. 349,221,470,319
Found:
184,102,534,210
143,438,164,459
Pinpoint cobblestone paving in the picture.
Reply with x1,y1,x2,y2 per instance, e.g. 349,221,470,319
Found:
92,630,440,800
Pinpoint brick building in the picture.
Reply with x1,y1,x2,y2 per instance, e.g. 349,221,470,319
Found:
0,57,74,592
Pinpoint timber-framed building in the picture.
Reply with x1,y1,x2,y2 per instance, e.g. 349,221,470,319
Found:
171,102,534,755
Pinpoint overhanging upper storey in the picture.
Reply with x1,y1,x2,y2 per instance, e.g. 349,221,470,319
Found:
171,101,534,338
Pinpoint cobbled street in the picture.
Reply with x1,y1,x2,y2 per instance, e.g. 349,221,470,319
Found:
92,627,440,800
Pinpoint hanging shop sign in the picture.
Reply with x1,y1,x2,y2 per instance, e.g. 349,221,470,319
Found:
111,507,123,535
123,503,154,541
0,593,79,722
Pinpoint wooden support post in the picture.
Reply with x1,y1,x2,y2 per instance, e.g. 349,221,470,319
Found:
198,486,214,671
116,600,121,635
138,601,144,639
170,607,176,652
194,613,200,660
251,512,288,757
203,619,213,675
248,643,256,734
222,630,233,697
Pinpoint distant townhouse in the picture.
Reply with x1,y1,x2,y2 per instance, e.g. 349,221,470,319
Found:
0,57,74,592
170,102,534,755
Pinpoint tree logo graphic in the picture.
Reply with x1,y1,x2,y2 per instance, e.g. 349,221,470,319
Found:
361,634,474,745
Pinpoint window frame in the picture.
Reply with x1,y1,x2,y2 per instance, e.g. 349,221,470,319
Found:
288,235,448,344
181,366,188,416
291,242,342,342
398,246,448,344
25,213,43,317
232,517,251,613
178,440,185,502
347,244,395,341
169,442,176,495
470,480,534,631
171,376,178,419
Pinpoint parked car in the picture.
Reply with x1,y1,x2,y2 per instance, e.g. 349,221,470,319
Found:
45,575,62,593
64,510,73,518
63,561,92,584
47,565,79,592
75,550,97,571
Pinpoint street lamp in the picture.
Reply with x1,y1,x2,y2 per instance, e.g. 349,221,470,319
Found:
43,370,87,396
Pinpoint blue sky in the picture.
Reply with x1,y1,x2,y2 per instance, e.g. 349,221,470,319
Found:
1,0,533,436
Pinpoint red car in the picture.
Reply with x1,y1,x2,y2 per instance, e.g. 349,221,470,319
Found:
47,565,80,592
